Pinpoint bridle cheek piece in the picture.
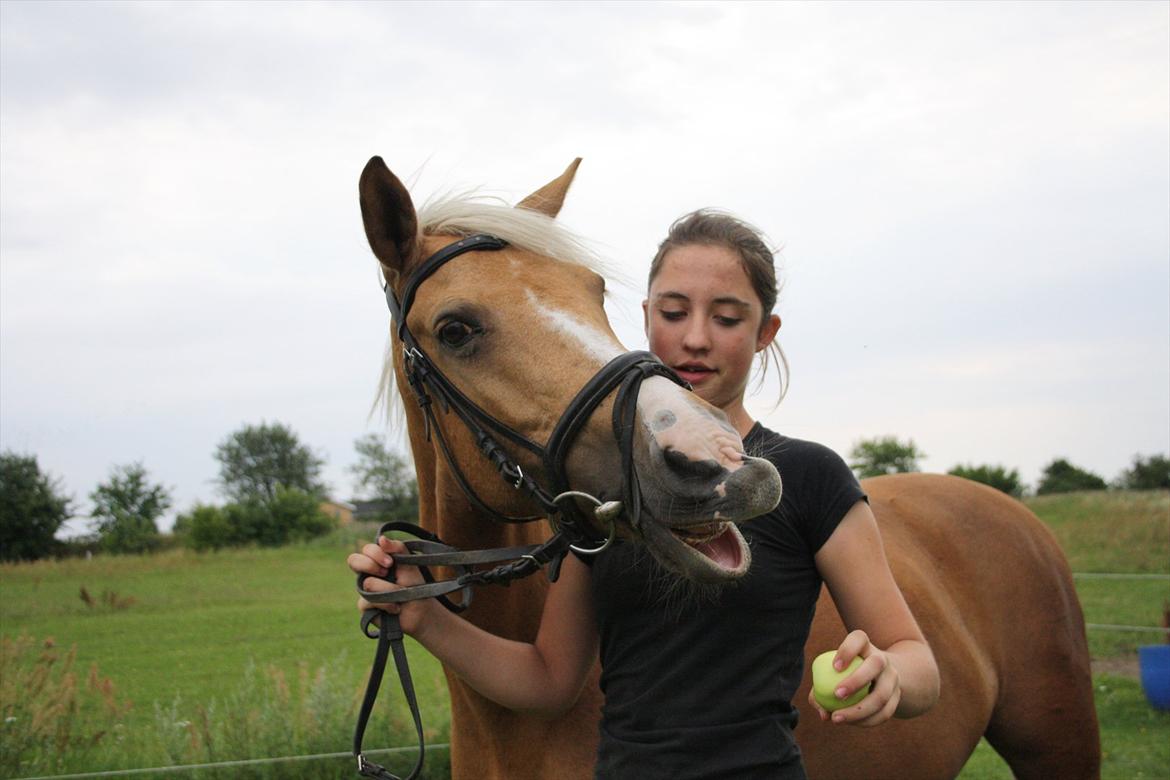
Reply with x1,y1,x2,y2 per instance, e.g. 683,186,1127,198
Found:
353,233,688,780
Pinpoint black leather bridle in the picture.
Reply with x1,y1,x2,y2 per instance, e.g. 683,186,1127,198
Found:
353,233,688,780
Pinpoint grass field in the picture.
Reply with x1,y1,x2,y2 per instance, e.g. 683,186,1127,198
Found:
2,490,1168,779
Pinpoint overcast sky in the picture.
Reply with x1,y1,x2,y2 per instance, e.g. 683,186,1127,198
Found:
2,1,1167,535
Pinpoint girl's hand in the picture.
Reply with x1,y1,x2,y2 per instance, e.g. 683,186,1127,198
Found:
346,536,433,635
809,630,902,727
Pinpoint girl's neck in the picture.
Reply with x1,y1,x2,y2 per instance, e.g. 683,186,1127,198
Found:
723,401,756,439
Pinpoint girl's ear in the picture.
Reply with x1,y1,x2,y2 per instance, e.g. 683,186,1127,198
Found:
642,299,650,335
757,313,781,351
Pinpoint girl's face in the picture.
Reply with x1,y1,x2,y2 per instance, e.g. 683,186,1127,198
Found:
643,243,780,425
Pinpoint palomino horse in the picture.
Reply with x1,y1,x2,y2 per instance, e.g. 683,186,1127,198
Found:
358,157,782,779
359,159,1100,779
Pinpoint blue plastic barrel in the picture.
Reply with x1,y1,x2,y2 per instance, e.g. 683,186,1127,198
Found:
1138,644,1170,711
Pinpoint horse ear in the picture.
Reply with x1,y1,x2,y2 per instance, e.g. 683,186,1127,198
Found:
359,156,419,278
516,158,582,218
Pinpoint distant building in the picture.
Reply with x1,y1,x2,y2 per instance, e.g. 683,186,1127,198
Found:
319,500,355,525
352,499,396,522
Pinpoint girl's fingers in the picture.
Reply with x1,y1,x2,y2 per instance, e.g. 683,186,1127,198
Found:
357,595,401,614
348,551,388,577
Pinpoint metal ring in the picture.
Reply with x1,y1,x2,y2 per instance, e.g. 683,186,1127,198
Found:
553,491,618,555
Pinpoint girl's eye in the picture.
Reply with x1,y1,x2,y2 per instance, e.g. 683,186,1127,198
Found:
715,316,743,327
660,310,686,322
438,320,477,348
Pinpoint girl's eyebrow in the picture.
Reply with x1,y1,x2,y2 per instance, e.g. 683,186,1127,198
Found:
712,296,752,309
654,291,752,309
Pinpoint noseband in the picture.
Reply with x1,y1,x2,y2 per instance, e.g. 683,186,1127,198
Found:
353,233,687,780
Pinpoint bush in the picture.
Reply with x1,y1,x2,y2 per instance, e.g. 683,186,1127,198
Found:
1036,458,1108,495
1116,453,1170,490
947,464,1025,497
175,504,239,551
176,489,335,551
266,487,336,543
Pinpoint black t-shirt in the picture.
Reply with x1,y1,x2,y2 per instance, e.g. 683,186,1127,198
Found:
582,424,866,779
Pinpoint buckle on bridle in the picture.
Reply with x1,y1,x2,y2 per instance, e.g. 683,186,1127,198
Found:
502,462,525,490
552,491,619,555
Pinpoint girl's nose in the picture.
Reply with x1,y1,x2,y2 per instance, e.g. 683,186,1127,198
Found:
682,318,711,352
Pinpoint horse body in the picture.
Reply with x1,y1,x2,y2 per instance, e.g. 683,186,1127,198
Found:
796,473,1100,779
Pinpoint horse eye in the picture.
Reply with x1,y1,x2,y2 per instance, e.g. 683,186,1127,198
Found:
438,320,476,348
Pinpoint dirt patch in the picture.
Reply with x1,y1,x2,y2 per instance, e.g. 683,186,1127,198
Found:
1092,655,1140,678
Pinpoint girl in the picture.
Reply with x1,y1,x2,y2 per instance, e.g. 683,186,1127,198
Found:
349,210,939,779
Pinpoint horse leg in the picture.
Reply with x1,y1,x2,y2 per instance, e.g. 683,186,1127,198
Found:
982,584,1101,779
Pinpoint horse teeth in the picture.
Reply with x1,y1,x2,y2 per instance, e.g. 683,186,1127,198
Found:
673,522,726,545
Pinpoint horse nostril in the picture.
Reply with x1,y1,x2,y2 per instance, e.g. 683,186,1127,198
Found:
662,447,723,481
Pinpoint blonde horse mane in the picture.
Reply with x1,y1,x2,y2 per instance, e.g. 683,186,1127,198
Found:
372,191,621,425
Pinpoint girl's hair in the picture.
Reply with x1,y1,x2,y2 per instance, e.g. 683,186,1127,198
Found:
649,209,790,402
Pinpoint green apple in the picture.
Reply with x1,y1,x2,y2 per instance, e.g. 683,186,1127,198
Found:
811,651,871,712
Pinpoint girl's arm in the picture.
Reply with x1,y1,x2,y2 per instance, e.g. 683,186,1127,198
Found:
349,538,598,717
812,500,940,726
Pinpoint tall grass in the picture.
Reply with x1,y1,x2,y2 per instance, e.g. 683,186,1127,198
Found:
0,634,449,779
0,635,132,777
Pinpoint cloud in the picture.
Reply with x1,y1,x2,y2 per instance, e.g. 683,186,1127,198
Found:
1,1,1167,530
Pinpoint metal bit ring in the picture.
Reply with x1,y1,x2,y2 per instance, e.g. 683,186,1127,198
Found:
552,490,619,555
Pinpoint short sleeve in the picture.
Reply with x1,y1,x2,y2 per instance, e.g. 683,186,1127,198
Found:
799,443,867,554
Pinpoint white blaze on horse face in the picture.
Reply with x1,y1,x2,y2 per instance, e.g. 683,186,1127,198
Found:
526,289,624,365
525,290,745,473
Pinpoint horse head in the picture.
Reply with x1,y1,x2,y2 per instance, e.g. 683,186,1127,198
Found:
359,157,781,583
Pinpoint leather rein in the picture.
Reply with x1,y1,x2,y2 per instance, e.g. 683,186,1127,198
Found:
353,233,687,780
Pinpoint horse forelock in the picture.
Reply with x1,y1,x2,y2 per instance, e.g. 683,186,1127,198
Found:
417,191,614,277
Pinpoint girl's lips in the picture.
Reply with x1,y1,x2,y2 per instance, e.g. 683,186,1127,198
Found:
675,365,715,384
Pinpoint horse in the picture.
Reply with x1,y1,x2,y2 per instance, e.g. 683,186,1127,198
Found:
358,156,783,779
358,159,1100,780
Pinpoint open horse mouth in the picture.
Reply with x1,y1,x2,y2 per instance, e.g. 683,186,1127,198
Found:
633,454,780,583
641,519,751,581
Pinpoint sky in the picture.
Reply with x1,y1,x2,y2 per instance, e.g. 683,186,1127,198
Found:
1,1,1167,536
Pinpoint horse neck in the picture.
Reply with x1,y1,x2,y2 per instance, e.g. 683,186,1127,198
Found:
397,358,552,641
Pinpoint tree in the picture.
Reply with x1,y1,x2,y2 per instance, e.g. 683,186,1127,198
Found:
849,436,925,479
947,463,1024,498
0,452,72,562
1036,458,1107,495
90,462,172,554
214,422,326,504
1115,453,1170,490
349,434,419,521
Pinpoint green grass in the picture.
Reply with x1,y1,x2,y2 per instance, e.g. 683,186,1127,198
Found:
1,491,1167,778
0,529,451,778
1028,490,1169,574
1026,490,1170,661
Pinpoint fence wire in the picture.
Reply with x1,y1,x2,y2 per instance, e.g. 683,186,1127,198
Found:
9,744,450,780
